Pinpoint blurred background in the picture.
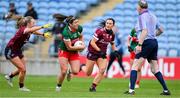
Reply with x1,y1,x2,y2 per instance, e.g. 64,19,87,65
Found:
0,0,180,78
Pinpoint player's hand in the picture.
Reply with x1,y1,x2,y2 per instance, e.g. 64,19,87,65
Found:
128,46,133,52
99,51,106,59
77,42,85,51
43,32,52,38
42,23,53,28
78,45,85,51
135,45,142,54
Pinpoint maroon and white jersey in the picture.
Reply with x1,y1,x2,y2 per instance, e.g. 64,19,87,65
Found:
7,26,31,51
88,28,115,54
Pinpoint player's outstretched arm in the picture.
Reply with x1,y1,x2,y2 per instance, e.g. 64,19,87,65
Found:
24,23,53,34
33,31,52,38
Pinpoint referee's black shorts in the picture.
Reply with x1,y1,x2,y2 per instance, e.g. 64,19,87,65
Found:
135,39,158,62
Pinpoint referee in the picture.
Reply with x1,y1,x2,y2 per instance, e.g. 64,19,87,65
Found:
124,0,170,95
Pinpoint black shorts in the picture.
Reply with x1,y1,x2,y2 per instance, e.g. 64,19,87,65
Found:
135,39,158,62
4,47,24,60
87,52,106,61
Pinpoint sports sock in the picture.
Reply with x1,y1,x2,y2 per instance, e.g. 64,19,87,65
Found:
91,83,97,88
130,70,137,90
155,71,168,90
57,84,62,87
9,73,15,78
19,83,24,88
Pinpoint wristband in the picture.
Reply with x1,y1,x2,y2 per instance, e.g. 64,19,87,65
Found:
138,43,142,46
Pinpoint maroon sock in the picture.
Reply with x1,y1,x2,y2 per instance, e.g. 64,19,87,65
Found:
9,73,15,78
136,81,140,85
91,83,97,88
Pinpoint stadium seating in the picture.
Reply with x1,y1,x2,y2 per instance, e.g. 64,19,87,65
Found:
0,0,179,57
81,0,180,56
0,0,102,56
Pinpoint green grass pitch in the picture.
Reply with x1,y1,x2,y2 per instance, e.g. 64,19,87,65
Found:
0,75,179,98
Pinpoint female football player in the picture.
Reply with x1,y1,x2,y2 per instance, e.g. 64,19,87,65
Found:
4,16,52,91
56,16,85,91
80,18,117,92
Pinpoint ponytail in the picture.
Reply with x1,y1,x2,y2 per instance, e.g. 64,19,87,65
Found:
65,15,76,25
16,16,33,29
16,16,24,29
53,13,77,25
98,18,115,28
53,13,67,21
99,20,106,28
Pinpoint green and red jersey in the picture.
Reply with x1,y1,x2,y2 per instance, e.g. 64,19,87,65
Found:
129,28,138,50
59,25,83,51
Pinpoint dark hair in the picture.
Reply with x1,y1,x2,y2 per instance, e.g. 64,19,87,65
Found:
9,2,15,7
27,2,32,6
16,16,33,29
53,13,67,21
99,18,115,28
66,16,77,25
138,0,148,9
53,13,77,24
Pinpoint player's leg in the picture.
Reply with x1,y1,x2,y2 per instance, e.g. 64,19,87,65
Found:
116,52,125,75
65,53,80,81
81,52,96,76
135,68,141,88
10,56,30,91
106,52,116,76
4,47,19,87
69,61,80,75
5,70,19,87
68,54,80,81
56,57,68,91
19,57,30,91
90,58,107,92
81,59,96,76
5,56,21,79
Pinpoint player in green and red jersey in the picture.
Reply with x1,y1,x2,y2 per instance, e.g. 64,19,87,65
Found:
127,28,141,88
56,16,85,92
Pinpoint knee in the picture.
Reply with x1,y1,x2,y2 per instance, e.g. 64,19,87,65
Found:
86,72,91,76
151,69,159,74
150,66,159,74
131,65,138,71
19,66,26,73
151,69,156,74
61,68,68,76
151,67,158,74
137,68,141,72
99,67,106,74
72,71,78,75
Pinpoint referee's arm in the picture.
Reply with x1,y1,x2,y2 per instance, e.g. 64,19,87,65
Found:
139,29,148,45
156,26,163,36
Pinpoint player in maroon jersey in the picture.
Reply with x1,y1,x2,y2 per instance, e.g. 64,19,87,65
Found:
80,18,118,92
4,16,52,91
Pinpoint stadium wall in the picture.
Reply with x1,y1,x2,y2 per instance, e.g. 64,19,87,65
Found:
0,57,180,80
0,58,60,75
